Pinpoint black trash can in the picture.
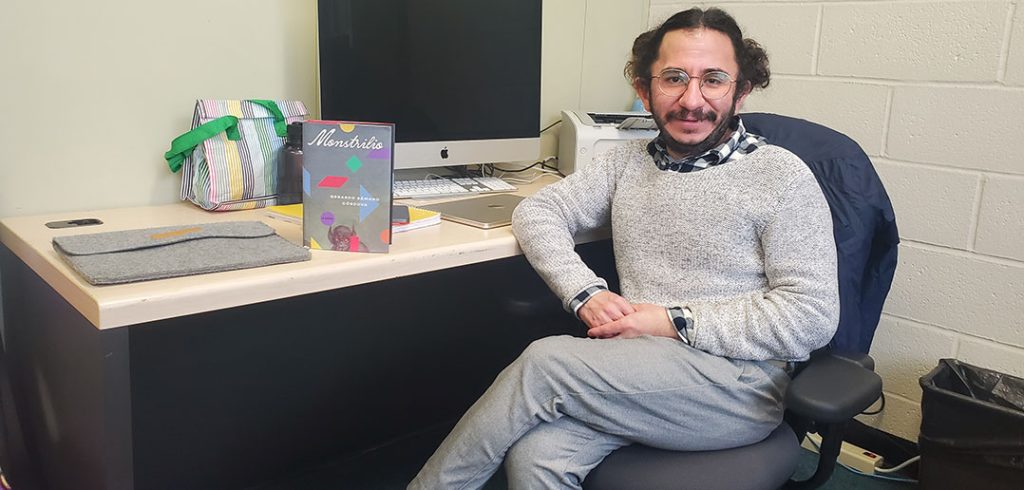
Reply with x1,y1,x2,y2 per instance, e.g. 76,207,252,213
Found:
919,359,1024,489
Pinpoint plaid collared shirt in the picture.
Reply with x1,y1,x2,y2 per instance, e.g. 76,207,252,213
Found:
647,116,765,173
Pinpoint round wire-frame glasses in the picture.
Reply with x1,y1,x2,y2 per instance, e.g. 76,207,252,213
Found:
650,68,736,100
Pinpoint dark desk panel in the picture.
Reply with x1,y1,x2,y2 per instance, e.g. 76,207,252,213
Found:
1,240,617,490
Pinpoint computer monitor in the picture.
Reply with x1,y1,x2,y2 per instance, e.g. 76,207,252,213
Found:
317,0,542,170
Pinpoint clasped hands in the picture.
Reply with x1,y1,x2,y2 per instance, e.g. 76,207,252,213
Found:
579,290,676,340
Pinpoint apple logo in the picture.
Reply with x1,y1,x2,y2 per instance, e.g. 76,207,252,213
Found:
440,147,449,159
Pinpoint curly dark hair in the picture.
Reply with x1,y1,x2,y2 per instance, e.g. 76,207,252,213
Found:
625,8,770,94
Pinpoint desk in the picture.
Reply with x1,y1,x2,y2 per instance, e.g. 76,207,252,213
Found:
0,181,614,490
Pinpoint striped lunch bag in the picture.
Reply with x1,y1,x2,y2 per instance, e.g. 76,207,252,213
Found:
164,99,308,211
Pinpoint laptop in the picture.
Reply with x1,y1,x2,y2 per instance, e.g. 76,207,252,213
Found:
419,194,525,229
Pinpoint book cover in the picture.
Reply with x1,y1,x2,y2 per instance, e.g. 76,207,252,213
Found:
301,120,394,252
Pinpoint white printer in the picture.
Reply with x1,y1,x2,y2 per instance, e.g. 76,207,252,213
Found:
557,110,659,175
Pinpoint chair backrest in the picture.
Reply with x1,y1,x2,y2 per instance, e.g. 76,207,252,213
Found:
743,113,899,354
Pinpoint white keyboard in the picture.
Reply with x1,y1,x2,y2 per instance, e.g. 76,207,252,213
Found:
393,176,518,199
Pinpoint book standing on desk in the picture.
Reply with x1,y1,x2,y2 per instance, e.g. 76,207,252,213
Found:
302,120,394,253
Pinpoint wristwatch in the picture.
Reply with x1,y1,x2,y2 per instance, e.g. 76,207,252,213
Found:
669,306,694,345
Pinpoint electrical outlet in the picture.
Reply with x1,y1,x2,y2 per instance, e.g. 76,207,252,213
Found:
801,433,885,474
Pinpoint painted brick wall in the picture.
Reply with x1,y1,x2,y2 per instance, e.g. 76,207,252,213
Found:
649,0,1024,441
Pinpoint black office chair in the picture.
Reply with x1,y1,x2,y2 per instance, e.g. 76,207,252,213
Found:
505,113,899,490
581,113,900,490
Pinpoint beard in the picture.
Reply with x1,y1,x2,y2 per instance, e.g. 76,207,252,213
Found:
652,99,738,158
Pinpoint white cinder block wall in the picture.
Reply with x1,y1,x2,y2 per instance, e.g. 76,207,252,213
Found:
649,1,1024,441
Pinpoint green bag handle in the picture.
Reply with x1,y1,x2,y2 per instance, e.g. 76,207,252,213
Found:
163,100,289,173
163,115,240,173
250,99,289,138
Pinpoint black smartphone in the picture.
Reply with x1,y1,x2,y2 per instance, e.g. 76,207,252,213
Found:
391,205,410,224
45,218,104,229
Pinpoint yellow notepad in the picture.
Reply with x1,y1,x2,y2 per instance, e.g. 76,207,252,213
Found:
393,206,442,233
264,204,303,225
264,204,440,233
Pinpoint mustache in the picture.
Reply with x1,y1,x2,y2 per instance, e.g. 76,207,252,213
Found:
667,108,718,123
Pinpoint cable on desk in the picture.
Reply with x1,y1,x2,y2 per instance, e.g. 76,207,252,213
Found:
493,156,564,178
540,119,562,133
500,170,561,186
493,157,555,173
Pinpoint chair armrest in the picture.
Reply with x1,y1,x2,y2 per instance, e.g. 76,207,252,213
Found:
785,354,882,424
830,351,874,371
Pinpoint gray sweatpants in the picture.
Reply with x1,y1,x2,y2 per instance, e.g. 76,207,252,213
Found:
408,335,790,490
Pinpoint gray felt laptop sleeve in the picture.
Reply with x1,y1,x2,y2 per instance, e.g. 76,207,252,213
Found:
52,221,310,285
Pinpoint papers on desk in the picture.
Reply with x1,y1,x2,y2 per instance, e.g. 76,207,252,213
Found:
265,204,303,225
391,205,441,233
264,204,441,233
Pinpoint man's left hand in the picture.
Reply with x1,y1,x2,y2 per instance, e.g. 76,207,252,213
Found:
586,303,676,339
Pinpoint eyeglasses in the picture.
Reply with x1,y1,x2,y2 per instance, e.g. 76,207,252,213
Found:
650,69,736,100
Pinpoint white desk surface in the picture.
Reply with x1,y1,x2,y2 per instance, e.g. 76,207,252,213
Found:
1,176,604,330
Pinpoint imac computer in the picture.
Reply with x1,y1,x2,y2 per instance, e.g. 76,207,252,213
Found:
316,0,542,170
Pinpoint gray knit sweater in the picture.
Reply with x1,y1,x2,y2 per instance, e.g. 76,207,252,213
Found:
511,139,839,361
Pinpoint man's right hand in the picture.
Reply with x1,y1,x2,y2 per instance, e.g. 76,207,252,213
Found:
578,290,636,331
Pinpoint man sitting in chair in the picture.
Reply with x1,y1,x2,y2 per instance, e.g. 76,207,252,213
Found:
410,7,839,489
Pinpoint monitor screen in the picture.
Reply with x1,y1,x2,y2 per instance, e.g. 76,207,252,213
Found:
317,0,542,169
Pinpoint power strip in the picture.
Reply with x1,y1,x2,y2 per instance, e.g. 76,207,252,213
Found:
801,433,885,474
